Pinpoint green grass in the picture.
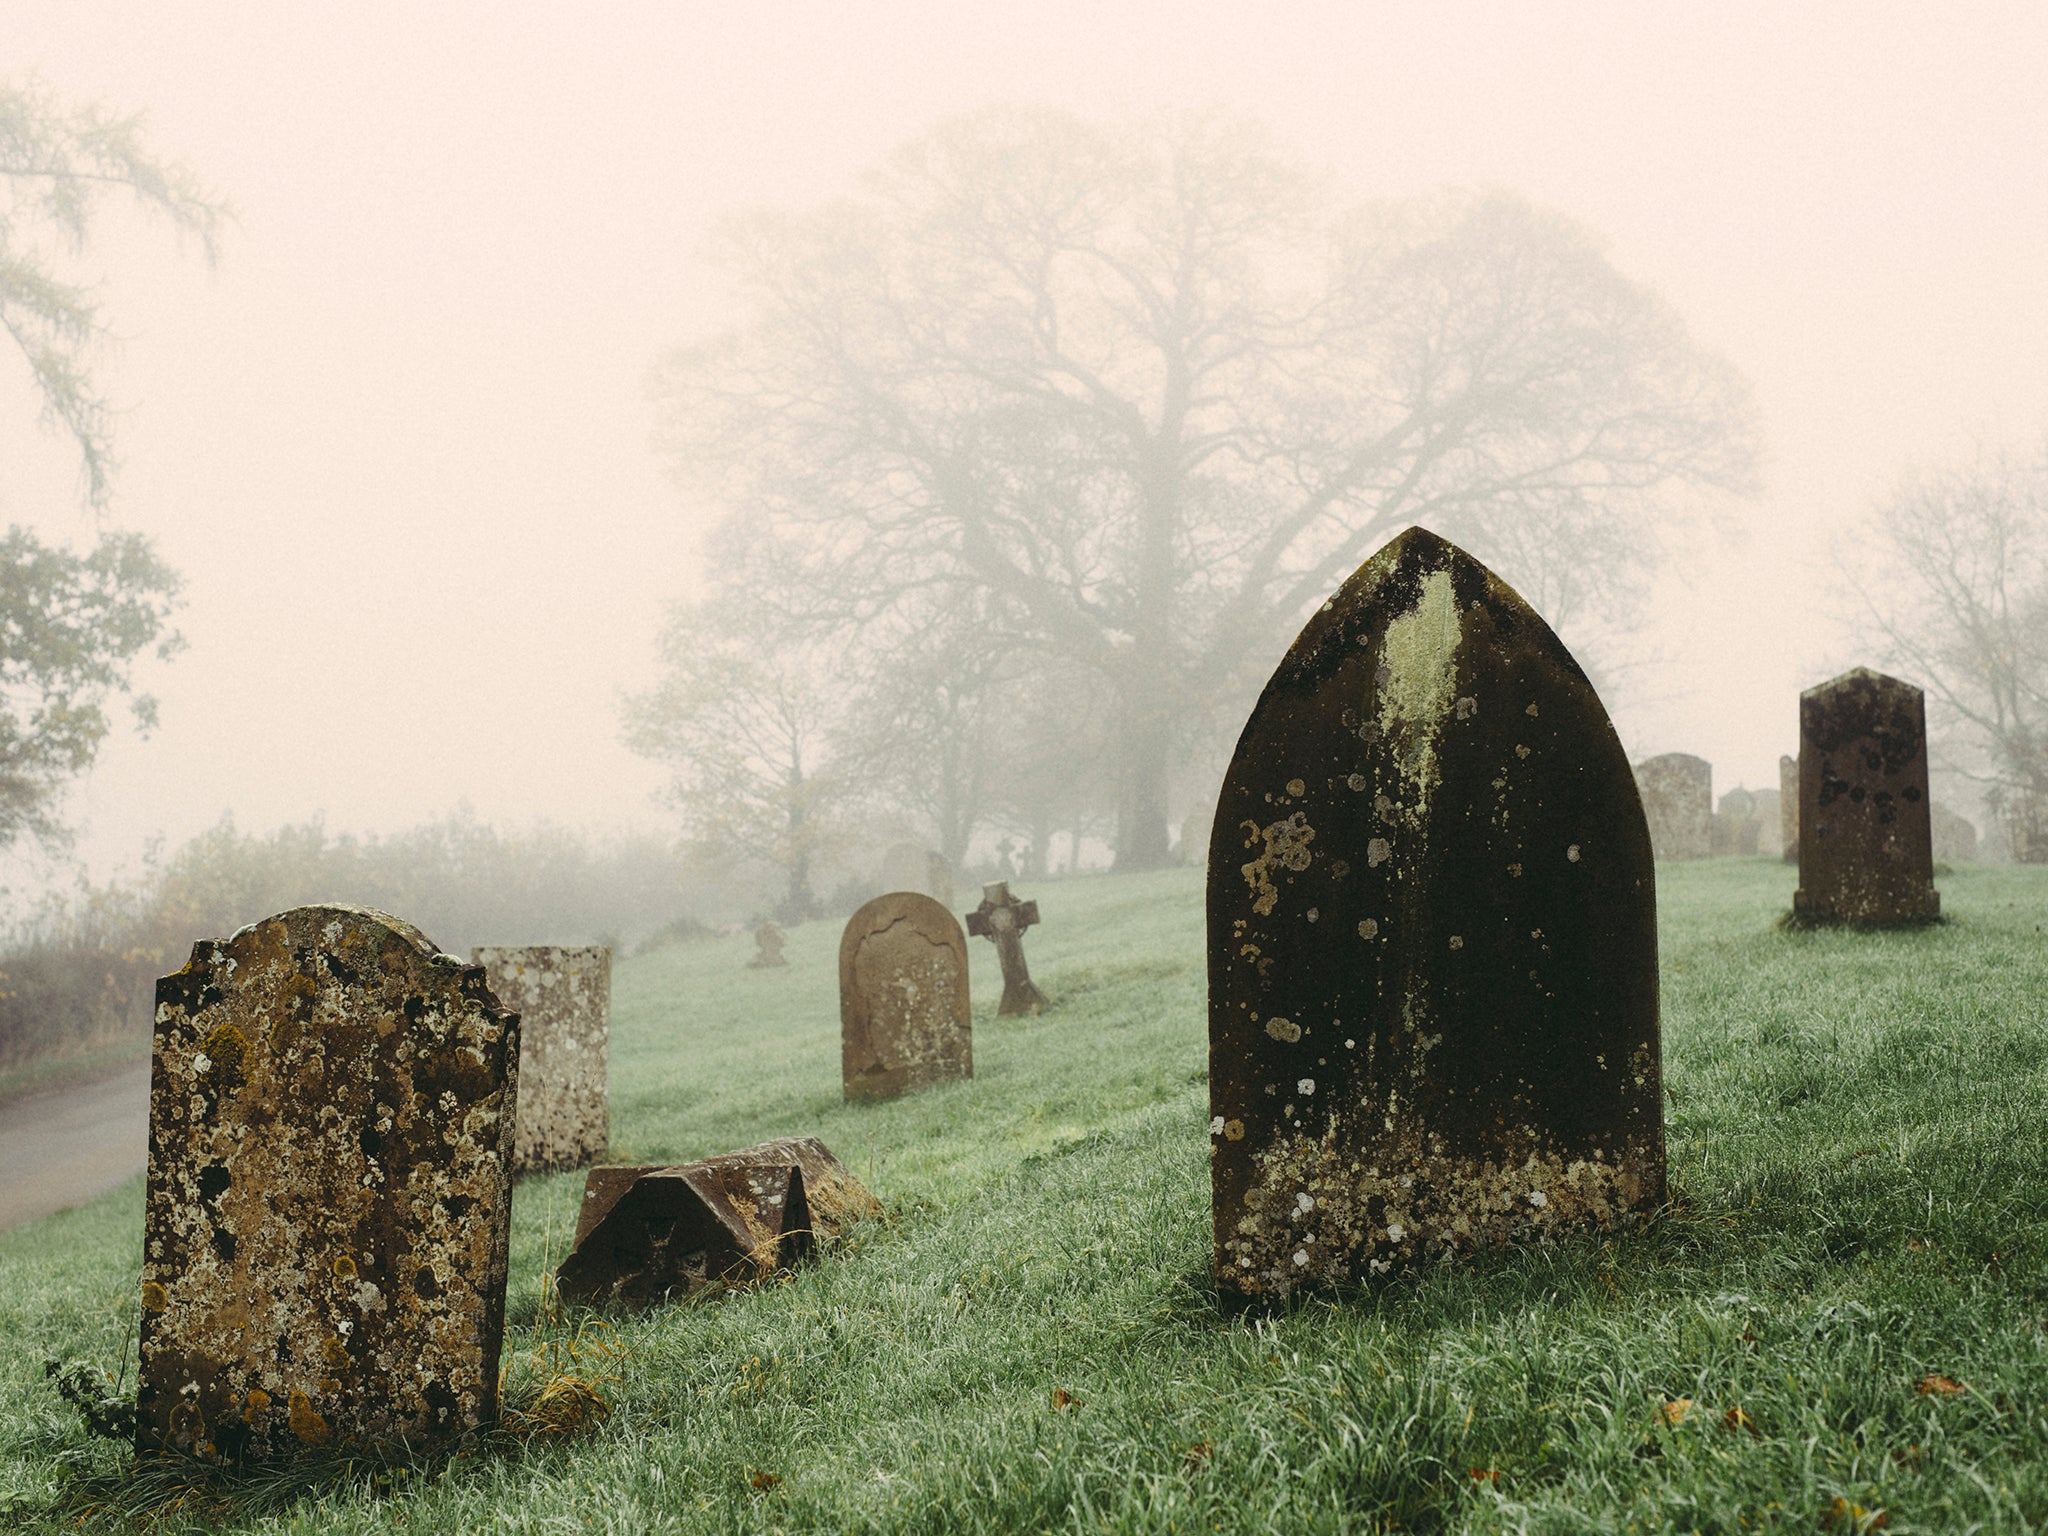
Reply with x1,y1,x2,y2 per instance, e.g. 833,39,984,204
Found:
5,860,2048,1533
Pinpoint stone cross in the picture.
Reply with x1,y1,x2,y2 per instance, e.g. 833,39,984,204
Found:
1793,667,1939,925
966,881,1049,1016
840,892,972,1101
1633,752,1711,860
472,945,610,1176
1208,527,1663,1304
138,906,517,1459
747,921,788,968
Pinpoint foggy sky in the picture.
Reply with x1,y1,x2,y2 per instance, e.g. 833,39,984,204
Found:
5,0,2046,885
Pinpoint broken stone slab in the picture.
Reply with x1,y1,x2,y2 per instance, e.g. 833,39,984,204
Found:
138,906,518,1459
554,1137,879,1309
472,945,610,1176
841,892,972,1101
1633,752,1711,860
1793,667,1940,926
965,881,1050,1016
1209,527,1664,1303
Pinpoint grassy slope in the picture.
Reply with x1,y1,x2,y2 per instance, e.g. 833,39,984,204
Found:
4,860,2048,1533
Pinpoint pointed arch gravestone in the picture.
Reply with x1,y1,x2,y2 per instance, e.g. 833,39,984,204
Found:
1208,528,1663,1302
471,945,610,1175
1792,668,1939,926
138,906,518,1458
841,892,972,1101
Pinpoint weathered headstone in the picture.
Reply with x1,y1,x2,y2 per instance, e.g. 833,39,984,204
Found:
139,906,518,1459
1793,668,1940,925
1753,787,1784,858
1209,527,1663,1303
1633,752,1711,860
1779,754,1800,863
1930,804,1978,863
841,893,972,1101
748,921,788,968
471,945,610,1176
556,1137,879,1308
1712,786,1759,856
966,881,1050,1016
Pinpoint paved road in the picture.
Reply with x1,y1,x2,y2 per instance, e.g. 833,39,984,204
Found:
0,1061,150,1234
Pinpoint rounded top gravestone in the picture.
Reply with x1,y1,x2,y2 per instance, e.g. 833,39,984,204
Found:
840,892,972,1101
1208,527,1663,1303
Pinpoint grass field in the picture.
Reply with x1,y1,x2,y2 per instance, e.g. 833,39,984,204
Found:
4,859,2047,1533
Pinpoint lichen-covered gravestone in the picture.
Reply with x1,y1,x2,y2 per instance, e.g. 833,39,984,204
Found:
139,906,518,1459
841,893,972,1101
471,945,609,1175
1633,752,1711,860
1209,527,1663,1303
1779,754,1800,863
1793,668,1939,925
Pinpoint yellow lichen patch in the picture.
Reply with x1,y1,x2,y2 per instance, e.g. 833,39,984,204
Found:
242,1388,271,1423
322,1336,350,1368
287,1390,330,1444
199,1020,251,1094
141,1280,168,1312
1375,566,1463,822
332,1255,357,1280
1240,813,1315,916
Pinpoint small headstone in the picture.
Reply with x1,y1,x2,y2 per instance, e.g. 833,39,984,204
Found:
1779,754,1800,863
1209,527,1663,1302
471,945,610,1176
1793,668,1939,925
748,921,788,968
1633,752,1711,860
966,881,1050,1016
555,1138,877,1308
1930,805,1978,863
1712,787,1760,857
138,906,518,1458
1752,788,1784,858
840,893,972,1101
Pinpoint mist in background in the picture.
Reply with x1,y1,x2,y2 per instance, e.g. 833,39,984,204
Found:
4,1,2045,902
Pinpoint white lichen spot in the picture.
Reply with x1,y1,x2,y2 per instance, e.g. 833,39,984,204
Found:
1367,838,1391,868
1515,744,1531,759
1455,696,1477,720
1449,935,1464,950
1345,1038,1356,1049
1526,702,1539,717
1347,773,1368,791
1298,1078,1315,1095
1292,1250,1309,1267
1295,1192,1314,1214
1285,778,1306,797
1306,908,1320,923
1527,1190,1548,1209
1374,566,1462,821
1387,1222,1406,1243
1567,844,1582,862
193,1052,212,1075
1357,918,1378,939
1210,1115,1227,1135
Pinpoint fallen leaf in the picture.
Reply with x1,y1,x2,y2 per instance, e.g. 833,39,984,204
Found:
749,1471,782,1492
1467,1467,1499,1484
1821,1496,1888,1531
1052,1388,1081,1411
1722,1405,1759,1436
1656,1398,1693,1427
1182,1440,1211,1473
1915,1374,1966,1397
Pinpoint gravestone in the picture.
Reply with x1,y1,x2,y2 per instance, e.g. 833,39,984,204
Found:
1712,786,1759,856
1930,805,1978,863
748,921,788,968
840,893,972,1101
1753,787,1784,858
556,1137,879,1308
1779,754,1800,863
1209,527,1663,1303
966,881,1050,1016
1633,753,1711,860
471,945,610,1175
1793,668,1939,925
138,906,518,1459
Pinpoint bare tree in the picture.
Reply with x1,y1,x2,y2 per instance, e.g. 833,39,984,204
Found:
655,110,1757,867
622,601,849,919
1847,445,2048,859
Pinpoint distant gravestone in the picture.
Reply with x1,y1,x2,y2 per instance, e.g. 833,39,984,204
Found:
472,945,610,1175
1633,753,1711,860
1712,786,1759,857
840,893,972,1101
1210,527,1663,1302
1779,754,1800,863
1793,668,1940,925
1931,805,1978,863
1753,787,1784,858
138,906,517,1459
748,921,788,968
966,881,1050,1015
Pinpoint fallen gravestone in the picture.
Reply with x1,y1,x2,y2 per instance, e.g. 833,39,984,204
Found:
748,921,788,968
1634,752,1711,860
472,945,610,1175
966,880,1050,1016
1209,527,1663,1302
1793,668,1940,925
138,906,518,1458
554,1137,879,1308
1779,754,1800,863
840,892,972,1101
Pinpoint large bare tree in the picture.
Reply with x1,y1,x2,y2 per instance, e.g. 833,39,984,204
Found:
655,110,1757,867
1848,445,2048,860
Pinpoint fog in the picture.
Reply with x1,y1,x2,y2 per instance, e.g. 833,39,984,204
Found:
6,1,2046,893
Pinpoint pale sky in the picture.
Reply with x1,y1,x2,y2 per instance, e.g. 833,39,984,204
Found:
5,1,2046,884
